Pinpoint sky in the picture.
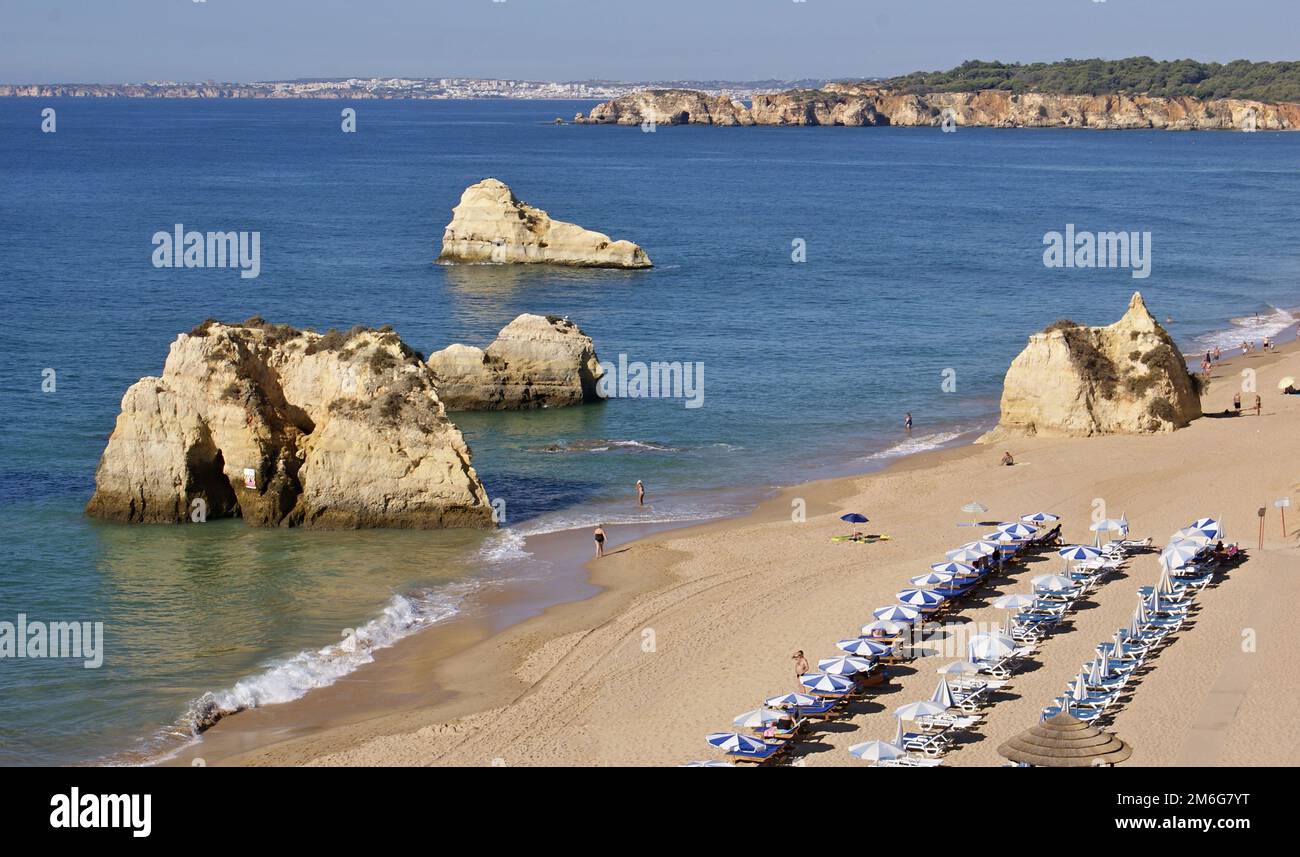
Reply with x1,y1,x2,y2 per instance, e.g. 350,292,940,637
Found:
0,0,1296,84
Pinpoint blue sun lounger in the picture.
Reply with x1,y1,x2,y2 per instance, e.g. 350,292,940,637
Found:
726,740,788,765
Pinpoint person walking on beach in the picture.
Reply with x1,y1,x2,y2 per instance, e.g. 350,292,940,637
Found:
792,650,809,685
593,525,607,558
1254,394,1262,417
1233,391,1242,414
904,411,913,431
635,480,645,506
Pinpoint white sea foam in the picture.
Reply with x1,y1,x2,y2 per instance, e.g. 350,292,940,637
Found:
1190,306,1299,352
865,428,974,461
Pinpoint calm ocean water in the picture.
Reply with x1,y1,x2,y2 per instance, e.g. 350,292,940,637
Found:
1,98,1297,765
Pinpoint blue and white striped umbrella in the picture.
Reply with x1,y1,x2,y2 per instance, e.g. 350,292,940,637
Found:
896,588,945,607
733,707,788,728
984,531,1027,543
910,571,955,586
873,604,921,622
818,655,874,675
1058,545,1102,561
681,759,734,767
1160,542,1200,569
800,672,855,693
837,638,893,657
1021,512,1061,524
847,740,907,762
860,619,908,637
1189,517,1221,536
894,700,947,720
930,561,976,576
705,732,768,753
765,692,818,708
945,547,986,563
996,522,1039,539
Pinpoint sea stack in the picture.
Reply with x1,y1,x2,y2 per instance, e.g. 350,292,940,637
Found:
436,178,651,269
982,292,1203,439
86,319,494,529
427,313,605,410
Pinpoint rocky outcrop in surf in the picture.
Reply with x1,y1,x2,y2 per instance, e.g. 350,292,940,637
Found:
576,85,1299,130
427,313,605,410
86,319,494,529
436,178,651,269
982,292,1203,439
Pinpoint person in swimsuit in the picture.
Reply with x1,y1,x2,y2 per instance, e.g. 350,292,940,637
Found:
792,650,809,685
1233,392,1241,413
1000,451,1015,466
593,525,607,558
904,411,913,431
636,480,645,506
1254,394,1262,416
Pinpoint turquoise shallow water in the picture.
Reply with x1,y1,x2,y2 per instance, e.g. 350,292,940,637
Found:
1,97,1297,764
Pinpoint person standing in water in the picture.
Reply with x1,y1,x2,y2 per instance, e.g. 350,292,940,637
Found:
636,480,645,506
593,525,607,558
904,412,913,431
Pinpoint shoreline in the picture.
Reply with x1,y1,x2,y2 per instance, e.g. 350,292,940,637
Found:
166,328,1300,767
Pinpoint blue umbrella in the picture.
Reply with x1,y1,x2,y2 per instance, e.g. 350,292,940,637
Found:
837,638,893,657
897,588,945,608
706,732,768,753
841,513,869,524
873,604,922,622
799,672,855,693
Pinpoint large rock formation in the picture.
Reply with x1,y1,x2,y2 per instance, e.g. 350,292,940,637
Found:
86,320,494,529
576,86,1300,130
436,178,651,269
427,314,605,410
982,293,1203,439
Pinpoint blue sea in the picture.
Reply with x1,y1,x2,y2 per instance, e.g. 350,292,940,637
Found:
1,98,1297,765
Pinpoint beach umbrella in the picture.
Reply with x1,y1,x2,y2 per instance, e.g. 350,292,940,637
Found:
706,732,768,753
910,571,955,587
992,592,1035,633
961,501,989,526
969,633,1016,661
996,522,1039,539
1189,517,1221,534
931,676,956,708
1160,542,1200,570
818,655,874,675
840,512,869,537
937,660,982,676
1021,512,1061,524
945,547,986,564
1099,648,1111,677
967,540,1001,555
1157,566,1176,595
1071,673,1089,702
1171,532,1212,547
873,604,921,623
930,561,976,576
896,588,945,608
1090,518,1123,546
765,692,817,709
733,707,787,729
799,672,854,693
1278,376,1296,391
847,740,907,763
1118,513,1130,536
837,638,892,657
894,700,947,721
861,619,908,637
984,530,1027,542
1146,587,1162,614
681,760,734,767
1059,545,1102,561
893,718,904,746
1088,658,1103,685
998,712,1132,767
1032,573,1075,592
1127,610,1143,638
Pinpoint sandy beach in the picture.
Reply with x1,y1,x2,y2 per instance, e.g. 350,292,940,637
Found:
176,335,1300,768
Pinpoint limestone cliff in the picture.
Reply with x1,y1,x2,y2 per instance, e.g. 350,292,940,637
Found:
982,293,1203,440
86,320,494,529
436,178,651,269
577,86,1299,130
428,313,604,410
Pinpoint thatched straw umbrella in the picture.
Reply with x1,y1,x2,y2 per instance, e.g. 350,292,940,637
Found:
997,712,1132,767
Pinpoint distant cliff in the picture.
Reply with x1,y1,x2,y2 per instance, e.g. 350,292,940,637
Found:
576,85,1300,130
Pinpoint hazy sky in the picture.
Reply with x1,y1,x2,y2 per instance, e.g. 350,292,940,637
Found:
2,0,1296,83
